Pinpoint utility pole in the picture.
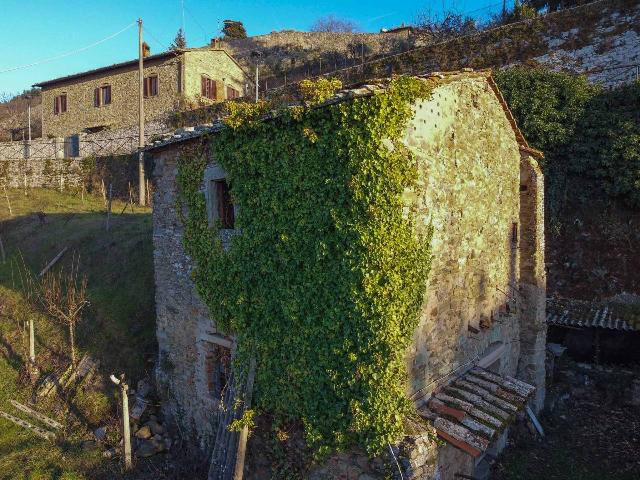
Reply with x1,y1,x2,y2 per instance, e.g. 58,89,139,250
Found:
111,374,132,470
252,51,262,103
27,103,31,142
138,18,146,206
255,63,259,102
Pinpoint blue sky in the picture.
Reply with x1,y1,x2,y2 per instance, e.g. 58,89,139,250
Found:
0,0,504,95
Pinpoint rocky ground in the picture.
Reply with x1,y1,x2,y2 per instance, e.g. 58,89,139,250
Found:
493,355,640,480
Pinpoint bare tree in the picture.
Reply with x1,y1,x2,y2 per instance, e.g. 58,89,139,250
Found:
40,255,89,368
310,14,358,33
416,9,478,42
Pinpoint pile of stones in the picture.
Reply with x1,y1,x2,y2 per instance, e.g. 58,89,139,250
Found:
132,413,172,457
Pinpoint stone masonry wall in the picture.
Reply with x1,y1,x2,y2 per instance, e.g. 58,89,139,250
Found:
152,148,227,451
150,73,546,475
0,157,83,190
40,55,182,138
40,49,248,139
517,154,547,411
183,50,249,104
403,75,524,404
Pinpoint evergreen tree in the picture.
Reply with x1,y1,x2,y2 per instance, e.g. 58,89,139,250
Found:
170,28,187,51
222,20,247,39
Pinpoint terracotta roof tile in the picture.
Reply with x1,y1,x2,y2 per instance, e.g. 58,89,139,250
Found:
419,367,535,458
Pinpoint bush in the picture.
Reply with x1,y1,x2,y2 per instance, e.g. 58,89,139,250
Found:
495,66,640,208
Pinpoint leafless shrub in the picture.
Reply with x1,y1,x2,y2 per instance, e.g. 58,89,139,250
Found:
310,14,358,33
416,9,478,42
40,254,89,368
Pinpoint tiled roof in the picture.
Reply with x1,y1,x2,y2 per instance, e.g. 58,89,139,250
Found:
418,367,535,457
145,69,542,156
547,297,639,332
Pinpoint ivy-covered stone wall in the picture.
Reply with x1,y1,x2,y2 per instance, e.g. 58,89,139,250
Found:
150,72,546,478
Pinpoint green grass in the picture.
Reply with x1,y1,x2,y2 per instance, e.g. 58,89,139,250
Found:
0,188,155,480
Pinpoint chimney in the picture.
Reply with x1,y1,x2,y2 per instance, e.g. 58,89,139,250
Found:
142,42,151,57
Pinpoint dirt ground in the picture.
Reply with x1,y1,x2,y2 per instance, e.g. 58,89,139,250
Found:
493,356,640,480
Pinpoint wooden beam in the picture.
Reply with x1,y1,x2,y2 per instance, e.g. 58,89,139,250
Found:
0,410,55,440
10,400,63,430
233,357,256,480
39,246,68,277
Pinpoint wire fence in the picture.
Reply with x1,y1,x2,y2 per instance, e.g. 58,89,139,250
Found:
0,132,165,161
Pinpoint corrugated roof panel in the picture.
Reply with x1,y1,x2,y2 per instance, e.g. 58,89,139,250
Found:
546,298,639,332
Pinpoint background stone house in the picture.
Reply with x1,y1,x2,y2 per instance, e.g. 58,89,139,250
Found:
34,48,249,138
147,70,546,479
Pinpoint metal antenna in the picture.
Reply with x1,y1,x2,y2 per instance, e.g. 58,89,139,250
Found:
181,0,186,35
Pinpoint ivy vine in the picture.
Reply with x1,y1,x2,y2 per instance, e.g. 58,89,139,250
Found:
177,76,434,455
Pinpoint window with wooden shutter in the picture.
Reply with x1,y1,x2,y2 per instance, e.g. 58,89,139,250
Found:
144,75,158,98
201,75,216,100
54,94,67,115
101,85,111,105
94,88,100,107
214,179,234,229
226,86,239,99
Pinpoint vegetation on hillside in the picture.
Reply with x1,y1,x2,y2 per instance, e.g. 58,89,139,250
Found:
0,189,154,479
495,67,640,211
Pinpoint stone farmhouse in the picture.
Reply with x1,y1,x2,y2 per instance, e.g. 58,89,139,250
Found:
33,48,249,138
147,69,546,479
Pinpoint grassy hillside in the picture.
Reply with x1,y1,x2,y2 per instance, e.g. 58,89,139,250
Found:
0,188,154,479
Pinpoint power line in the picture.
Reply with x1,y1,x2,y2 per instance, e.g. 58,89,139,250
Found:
184,3,211,44
0,22,137,75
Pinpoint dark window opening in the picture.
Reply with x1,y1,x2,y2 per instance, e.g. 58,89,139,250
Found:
94,85,111,107
512,222,518,244
201,75,216,100
226,85,240,99
215,179,235,229
54,94,67,115
205,343,231,400
144,75,158,98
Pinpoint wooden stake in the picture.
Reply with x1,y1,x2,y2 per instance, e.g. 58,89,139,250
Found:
128,182,134,212
106,184,113,231
4,187,12,217
0,234,5,263
233,358,256,480
145,179,150,206
116,374,133,470
39,246,68,277
28,315,35,365
101,179,106,205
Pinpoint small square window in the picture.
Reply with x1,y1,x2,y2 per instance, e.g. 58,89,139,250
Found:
93,85,111,107
226,85,240,99
203,342,231,400
144,75,158,97
54,94,67,114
